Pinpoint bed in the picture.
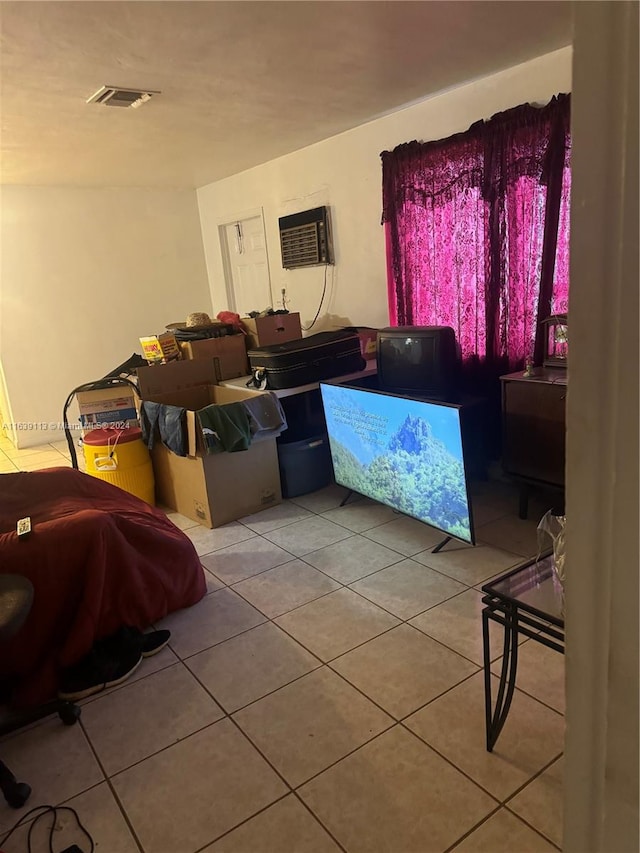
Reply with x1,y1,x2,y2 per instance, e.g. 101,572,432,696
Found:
0,467,206,707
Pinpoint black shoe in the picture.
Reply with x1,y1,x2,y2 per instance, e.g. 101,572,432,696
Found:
93,626,171,660
140,630,171,658
58,645,142,701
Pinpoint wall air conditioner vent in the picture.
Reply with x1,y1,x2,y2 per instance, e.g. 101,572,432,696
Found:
279,206,334,269
86,86,160,109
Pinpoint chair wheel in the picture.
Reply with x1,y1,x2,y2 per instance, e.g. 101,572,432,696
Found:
59,702,81,726
5,780,31,809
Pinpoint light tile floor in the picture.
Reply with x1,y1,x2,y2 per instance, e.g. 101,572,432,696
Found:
0,445,565,853
0,435,84,473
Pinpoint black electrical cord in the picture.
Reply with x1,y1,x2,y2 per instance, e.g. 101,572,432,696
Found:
0,804,94,853
302,264,329,332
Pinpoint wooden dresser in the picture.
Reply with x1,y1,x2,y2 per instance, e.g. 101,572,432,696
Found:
500,368,567,518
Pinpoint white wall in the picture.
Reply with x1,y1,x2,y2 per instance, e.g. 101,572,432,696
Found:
564,2,639,850
0,187,211,447
197,47,572,332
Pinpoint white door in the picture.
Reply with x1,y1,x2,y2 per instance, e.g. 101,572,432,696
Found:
222,214,272,316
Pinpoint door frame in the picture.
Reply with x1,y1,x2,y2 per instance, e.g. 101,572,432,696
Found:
217,206,273,313
564,2,639,851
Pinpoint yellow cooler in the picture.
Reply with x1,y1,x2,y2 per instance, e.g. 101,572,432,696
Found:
83,427,155,505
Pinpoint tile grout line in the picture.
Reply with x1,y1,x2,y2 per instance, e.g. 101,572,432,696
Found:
441,803,504,853
489,679,565,718
401,711,565,822
397,716,508,808
77,656,182,708
189,791,292,853
84,684,234,783
76,716,146,853
291,790,350,853
502,804,563,851
502,751,565,807
0,779,108,847
185,652,324,722
199,533,303,578
227,574,347,622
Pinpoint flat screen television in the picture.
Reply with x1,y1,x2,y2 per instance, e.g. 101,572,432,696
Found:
320,381,475,545
377,326,459,400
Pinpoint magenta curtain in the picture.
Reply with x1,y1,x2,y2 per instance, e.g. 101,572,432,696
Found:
381,94,571,376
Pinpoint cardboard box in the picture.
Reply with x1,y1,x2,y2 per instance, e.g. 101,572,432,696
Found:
151,435,280,528
139,332,180,363
138,360,281,527
137,359,216,401
178,334,248,380
241,313,302,349
76,386,139,430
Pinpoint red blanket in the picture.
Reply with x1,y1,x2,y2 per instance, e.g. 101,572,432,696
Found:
0,468,206,706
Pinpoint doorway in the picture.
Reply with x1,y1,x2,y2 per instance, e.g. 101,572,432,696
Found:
220,210,273,316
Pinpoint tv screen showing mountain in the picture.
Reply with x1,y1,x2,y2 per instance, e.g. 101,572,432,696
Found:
320,383,474,544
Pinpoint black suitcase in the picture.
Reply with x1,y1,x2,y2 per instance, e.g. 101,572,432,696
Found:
247,329,366,390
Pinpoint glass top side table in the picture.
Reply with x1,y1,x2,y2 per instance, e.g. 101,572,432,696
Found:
481,552,565,751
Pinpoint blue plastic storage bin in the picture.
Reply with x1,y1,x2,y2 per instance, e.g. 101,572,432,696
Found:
277,433,332,498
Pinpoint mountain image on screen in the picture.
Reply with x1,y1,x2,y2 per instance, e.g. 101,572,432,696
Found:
331,413,471,541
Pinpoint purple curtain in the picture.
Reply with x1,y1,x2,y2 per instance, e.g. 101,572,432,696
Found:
382,94,571,377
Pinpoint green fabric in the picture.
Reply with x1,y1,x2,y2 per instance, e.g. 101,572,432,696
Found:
197,402,252,454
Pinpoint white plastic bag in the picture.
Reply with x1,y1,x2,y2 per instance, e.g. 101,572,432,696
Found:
537,510,566,587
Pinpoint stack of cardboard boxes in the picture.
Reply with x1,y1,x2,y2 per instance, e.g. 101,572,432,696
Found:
138,312,304,381
76,314,307,527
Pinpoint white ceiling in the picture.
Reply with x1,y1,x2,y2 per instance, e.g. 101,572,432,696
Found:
0,1,572,189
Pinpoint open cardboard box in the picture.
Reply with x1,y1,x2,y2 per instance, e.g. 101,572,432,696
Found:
137,360,282,528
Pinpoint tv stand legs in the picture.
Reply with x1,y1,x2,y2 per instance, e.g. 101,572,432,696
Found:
432,536,452,553
340,490,354,507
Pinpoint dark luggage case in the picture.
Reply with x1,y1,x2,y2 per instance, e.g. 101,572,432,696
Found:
247,329,366,390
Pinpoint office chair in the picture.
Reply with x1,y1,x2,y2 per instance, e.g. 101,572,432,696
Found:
0,574,80,808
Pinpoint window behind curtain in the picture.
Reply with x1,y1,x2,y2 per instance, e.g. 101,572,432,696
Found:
382,94,571,376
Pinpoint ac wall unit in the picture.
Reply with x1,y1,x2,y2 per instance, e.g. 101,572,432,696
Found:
278,206,334,269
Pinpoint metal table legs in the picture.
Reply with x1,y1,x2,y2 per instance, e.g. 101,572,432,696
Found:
483,603,519,752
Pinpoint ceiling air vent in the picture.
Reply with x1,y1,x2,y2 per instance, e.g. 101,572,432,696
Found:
86,86,160,109
279,206,334,269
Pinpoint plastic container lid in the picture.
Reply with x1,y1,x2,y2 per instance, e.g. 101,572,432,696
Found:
82,426,142,446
